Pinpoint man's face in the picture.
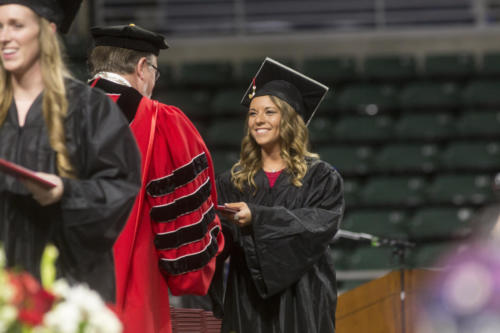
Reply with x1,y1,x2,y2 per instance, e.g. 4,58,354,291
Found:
141,56,158,98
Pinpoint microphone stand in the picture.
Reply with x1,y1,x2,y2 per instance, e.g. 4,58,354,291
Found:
335,229,416,333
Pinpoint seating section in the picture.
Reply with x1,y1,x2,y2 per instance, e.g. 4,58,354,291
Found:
302,57,357,84
399,81,460,111
363,55,416,82
63,46,500,291
423,53,475,79
374,143,438,173
335,83,399,114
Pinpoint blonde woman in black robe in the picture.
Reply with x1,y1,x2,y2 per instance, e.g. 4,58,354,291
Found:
0,0,141,301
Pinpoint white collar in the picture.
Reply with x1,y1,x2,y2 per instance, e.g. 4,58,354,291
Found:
90,72,132,87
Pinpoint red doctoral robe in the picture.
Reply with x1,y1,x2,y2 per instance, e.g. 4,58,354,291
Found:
90,78,224,332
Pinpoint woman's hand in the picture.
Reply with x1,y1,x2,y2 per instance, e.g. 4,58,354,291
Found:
223,202,252,227
21,172,64,206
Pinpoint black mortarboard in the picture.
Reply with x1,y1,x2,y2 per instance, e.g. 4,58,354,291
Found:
0,0,82,33
90,24,169,56
241,57,329,125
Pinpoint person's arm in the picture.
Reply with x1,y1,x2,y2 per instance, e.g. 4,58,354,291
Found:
148,105,224,296
55,87,141,266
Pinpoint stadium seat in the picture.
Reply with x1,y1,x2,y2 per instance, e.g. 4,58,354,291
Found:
395,113,455,141
455,110,500,138
462,79,500,108
206,119,245,148
210,149,239,175
363,55,416,81
179,61,233,87
342,209,409,238
411,242,458,268
210,89,247,116
317,145,373,175
347,246,407,270
154,64,174,89
343,178,362,206
427,173,493,205
423,53,475,79
374,143,439,173
158,90,211,118
308,117,336,144
360,176,427,206
336,83,399,114
302,56,357,84
408,207,475,240
316,90,341,115
440,141,500,171
333,115,394,142
399,81,460,111
479,52,500,77
329,247,350,271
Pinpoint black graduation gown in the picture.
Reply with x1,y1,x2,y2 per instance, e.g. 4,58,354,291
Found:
0,78,141,301
214,159,344,333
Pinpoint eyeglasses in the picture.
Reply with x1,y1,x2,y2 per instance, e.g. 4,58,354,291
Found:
147,61,161,82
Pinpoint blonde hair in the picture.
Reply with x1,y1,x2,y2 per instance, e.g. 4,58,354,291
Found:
231,95,318,192
0,17,75,178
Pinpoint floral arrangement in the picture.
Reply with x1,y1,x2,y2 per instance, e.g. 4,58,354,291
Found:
0,246,122,333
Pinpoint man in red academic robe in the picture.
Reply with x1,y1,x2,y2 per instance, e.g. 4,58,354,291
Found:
88,24,224,333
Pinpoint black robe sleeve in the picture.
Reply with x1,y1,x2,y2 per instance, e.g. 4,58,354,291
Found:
53,83,141,294
228,162,343,299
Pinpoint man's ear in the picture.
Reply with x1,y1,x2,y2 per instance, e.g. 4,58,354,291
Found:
136,57,148,81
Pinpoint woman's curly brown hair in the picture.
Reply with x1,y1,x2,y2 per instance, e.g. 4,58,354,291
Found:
231,95,318,192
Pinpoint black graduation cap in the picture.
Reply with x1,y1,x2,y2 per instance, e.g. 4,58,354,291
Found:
0,0,82,33
241,57,329,125
91,24,169,56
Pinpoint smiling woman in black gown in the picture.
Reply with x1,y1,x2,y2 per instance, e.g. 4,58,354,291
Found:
212,58,344,333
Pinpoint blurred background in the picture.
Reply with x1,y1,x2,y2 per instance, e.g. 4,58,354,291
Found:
66,0,500,294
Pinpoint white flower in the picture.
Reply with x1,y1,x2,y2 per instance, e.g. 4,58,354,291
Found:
0,248,5,269
85,306,123,333
52,279,71,298
44,302,83,333
0,305,18,333
0,281,15,303
66,285,104,315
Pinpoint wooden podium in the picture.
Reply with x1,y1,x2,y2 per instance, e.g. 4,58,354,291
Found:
336,269,435,333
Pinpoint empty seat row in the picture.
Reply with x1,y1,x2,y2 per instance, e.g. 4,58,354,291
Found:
341,207,477,241
344,173,495,207
331,241,466,271
157,79,500,118
320,79,500,114
149,52,500,88
211,142,500,178
309,111,500,144
317,141,500,175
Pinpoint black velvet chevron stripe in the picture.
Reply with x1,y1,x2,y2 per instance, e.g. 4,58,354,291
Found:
146,153,208,197
154,207,216,250
159,225,220,276
150,178,211,223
